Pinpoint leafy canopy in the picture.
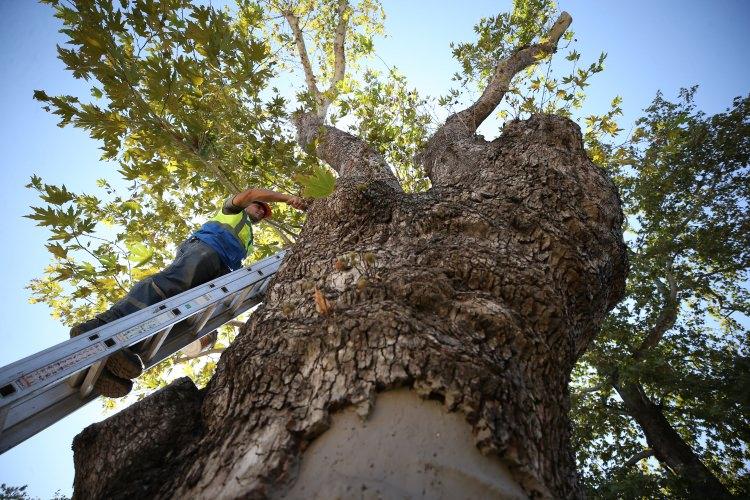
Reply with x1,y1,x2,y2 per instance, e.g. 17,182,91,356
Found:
29,0,304,394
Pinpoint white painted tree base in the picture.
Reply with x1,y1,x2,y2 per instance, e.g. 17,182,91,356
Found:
277,389,528,499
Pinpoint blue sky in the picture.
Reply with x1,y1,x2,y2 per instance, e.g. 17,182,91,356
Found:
0,0,748,497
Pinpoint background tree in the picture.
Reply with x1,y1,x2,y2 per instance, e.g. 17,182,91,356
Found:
0,483,68,500
572,88,749,498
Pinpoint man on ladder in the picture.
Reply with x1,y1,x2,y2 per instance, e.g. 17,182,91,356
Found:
69,188,307,397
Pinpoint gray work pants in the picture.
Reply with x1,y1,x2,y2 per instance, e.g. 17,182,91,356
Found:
73,237,230,341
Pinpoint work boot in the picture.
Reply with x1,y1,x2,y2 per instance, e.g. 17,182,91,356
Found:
182,330,218,358
69,317,107,338
94,368,133,398
70,319,144,379
106,348,144,379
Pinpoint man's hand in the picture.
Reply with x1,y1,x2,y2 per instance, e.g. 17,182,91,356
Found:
286,195,308,211
233,188,309,211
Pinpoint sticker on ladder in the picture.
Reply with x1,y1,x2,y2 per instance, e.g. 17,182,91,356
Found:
193,293,213,306
116,312,174,344
18,343,107,389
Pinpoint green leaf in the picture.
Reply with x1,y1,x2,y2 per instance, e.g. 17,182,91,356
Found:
565,50,580,62
41,184,76,205
46,243,68,259
119,200,141,213
26,174,43,190
293,166,336,198
127,242,154,267
33,89,50,101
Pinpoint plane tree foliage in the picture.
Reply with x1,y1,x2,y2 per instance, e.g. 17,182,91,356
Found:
0,484,68,500
25,0,747,495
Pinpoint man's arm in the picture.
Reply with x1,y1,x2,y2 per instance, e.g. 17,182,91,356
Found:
231,188,306,210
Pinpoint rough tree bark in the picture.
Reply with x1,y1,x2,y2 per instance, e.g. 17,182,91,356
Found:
71,10,627,499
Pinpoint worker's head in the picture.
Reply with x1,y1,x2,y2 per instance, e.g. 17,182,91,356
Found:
246,201,272,222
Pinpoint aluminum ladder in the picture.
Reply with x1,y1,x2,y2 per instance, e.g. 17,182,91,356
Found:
0,250,286,454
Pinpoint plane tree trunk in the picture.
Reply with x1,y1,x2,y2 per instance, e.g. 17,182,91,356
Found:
72,113,627,499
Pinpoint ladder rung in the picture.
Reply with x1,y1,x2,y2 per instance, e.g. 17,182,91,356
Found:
79,360,106,398
226,284,253,311
142,325,175,363
188,304,218,335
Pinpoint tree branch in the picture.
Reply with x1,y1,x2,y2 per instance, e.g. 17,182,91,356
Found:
174,347,225,363
283,2,396,187
621,449,655,469
72,234,128,293
436,12,572,138
262,218,295,246
613,380,734,499
105,47,241,193
283,10,322,109
575,380,609,397
321,0,349,117
632,268,678,361
284,0,349,119
292,111,399,187
161,124,240,193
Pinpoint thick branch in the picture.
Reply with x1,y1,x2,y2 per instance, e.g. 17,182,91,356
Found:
269,223,294,246
330,0,348,86
575,380,609,397
632,269,678,361
283,10,322,108
283,2,394,186
292,111,399,188
621,449,655,469
437,12,572,138
614,381,734,499
175,347,225,363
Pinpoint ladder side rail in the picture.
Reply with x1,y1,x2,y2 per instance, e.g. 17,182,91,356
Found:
0,380,98,454
0,264,252,375
0,266,268,407
0,265,240,382
0,251,284,382
0,268,255,405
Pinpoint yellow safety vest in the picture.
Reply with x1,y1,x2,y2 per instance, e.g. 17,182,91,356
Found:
209,209,254,252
